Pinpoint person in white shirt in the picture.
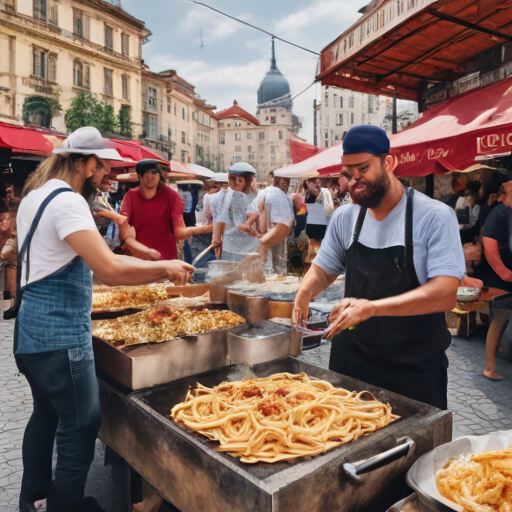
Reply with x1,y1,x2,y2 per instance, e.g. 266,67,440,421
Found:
12,127,193,512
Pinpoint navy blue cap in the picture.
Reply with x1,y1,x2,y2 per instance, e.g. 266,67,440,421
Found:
135,159,170,175
342,125,390,155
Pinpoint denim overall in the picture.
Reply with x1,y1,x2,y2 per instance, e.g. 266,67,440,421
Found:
14,201,101,510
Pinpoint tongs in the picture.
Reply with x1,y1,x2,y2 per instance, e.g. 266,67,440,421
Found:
293,325,328,337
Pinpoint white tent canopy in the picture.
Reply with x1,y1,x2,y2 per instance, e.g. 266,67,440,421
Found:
169,161,216,179
274,143,343,179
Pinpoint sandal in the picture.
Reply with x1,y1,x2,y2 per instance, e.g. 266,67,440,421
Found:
483,369,503,381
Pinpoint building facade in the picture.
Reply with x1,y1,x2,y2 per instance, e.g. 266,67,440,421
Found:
0,0,150,134
315,86,392,147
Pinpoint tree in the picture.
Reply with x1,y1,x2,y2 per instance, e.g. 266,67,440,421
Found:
100,103,118,134
64,92,104,133
118,104,132,138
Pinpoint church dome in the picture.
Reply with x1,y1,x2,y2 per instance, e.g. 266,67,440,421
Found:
257,39,293,111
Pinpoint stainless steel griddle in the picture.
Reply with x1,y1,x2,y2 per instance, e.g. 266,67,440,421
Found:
98,357,452,512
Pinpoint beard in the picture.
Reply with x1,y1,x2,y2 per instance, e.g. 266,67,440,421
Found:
350,167,390,208
82,177,98,204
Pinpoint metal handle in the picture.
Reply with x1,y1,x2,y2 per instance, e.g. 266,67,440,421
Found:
191,244,214,267
343,437,415,479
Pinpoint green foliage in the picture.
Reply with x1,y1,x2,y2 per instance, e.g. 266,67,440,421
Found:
118,104,132,138
64,92,119,134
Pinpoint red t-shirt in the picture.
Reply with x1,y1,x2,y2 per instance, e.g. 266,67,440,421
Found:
120,185,183,260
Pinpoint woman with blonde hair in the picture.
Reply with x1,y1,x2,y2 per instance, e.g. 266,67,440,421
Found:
10,127,193,512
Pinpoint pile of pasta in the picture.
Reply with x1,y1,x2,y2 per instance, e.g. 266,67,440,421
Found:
435,448,512,512
171,372,398,464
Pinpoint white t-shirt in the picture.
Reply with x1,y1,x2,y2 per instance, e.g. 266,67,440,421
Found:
17,179,97,286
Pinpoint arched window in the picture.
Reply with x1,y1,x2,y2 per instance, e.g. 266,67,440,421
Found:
278,130,283,140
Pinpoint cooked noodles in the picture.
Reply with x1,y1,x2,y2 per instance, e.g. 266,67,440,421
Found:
171,372,398,463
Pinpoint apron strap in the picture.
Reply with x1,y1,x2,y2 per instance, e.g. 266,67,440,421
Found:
403,187,414,270
352,206,367,243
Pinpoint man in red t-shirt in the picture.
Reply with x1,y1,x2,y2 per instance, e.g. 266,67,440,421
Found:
120,159,211,260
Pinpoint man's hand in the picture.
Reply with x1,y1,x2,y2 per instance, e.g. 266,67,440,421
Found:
324,298,377,340
162,261,195,285
292,296,310,327
145,249,162,261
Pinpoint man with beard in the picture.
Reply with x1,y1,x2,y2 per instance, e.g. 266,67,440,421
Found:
293,125,465,409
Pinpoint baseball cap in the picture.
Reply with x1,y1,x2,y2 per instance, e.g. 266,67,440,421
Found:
53,126,124,160
135,159,170,175
229,162,257,175
213,172,229,183
343,125,390,155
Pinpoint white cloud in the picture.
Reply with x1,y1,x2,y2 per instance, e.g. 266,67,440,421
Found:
177,6,254,43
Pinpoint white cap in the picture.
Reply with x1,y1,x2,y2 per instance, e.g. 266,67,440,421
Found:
229,162,257,174
213,172,229,183
53,126,124,161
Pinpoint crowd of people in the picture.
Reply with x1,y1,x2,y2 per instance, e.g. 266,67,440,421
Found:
3,124,512,511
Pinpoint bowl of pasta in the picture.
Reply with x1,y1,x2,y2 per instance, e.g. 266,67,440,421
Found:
406,430,512,512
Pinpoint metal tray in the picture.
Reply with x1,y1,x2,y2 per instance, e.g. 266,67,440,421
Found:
98,357,452,512
93,323,246,390
91,307,144,321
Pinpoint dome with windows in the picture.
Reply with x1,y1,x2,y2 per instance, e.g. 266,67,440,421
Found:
257,39,293,111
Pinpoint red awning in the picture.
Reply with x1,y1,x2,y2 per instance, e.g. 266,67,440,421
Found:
391,76,512,177
0,122,65,156
106,139,168,168
289,139,321,164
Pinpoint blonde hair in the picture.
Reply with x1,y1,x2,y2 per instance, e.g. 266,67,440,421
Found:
22,153,95,197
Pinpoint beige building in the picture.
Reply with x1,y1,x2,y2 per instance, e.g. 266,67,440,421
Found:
0,0,150,134
140,69,219,166
316,86,391,147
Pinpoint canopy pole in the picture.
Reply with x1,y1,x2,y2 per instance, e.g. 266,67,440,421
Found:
426,174,434,198
392,96,397,134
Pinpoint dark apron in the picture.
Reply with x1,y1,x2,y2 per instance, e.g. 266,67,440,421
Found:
329,188,451,410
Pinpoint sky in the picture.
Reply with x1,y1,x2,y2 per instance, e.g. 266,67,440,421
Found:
121,0,371,143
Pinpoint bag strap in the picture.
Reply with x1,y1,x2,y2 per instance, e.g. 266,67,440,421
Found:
17,188,73,290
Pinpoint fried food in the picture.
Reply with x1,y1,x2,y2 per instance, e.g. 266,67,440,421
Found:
435,448,512,512
92,284,169,310
171,372,398,464
93,306,245,346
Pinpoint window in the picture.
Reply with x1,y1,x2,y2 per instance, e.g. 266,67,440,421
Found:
234,132,241,141
349,96,354,108
168,128,172,137
219,132,225,145
259,132,265,140
32,48,46,78
325,114,329,127
182,107,186,120
181,150,187,163
350,113,355,125
336,113,343,126
233,156,242,164
105,25,113,50
270,116,276,124
270,146,275,154
248,154,254,160
235,146,242,153
122,75,129,100
333,95,338,108
148,87,157,108
324,91,329,107
234,121,241,127
340,96,343,108
324,129,329,148
49,1,58,25
33,0,46,21
47,54,56,82
174,103,176,116
247,132,252,140
121,34,129,56
247,146,252,153
73,60,88,87
278,131,283,140
167,98,171,113
73,9,84,37
143,113,158,140
368,95,374,113
103,68,113,96
181,131,186,143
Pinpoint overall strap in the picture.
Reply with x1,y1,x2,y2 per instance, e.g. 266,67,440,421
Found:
18,188,73,287
352,206,367,243
403,187,415,271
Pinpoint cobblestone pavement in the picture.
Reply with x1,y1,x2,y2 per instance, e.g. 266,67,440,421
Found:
1,309,511,511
